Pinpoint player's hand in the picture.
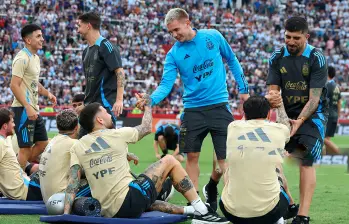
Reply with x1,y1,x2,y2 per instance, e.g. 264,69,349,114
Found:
290,119,304,137
75,104,85,115
265,91,282,108
155,154,161,160
135,93,146,111
127,153,139,165
25,105,38,120
239,93,250,103
112,99,123,117
48,92,57,107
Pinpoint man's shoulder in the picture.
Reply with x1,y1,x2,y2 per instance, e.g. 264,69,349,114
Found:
269,47,284,64
13,50,30,63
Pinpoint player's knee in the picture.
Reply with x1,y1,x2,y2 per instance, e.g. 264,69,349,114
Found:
176,155,184,163
158,135,165,141
162,154,179,166
186,152,200,162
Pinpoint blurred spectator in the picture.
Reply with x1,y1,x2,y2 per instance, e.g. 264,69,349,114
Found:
0,0,348,115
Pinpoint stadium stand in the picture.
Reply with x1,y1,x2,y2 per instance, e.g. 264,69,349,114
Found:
0,0,348,116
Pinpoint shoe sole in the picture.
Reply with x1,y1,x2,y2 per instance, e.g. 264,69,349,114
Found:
164,185,175,202
191,219,230,224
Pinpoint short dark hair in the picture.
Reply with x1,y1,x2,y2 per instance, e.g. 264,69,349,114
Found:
328,66,336,79
285,16,308,34
79,103,101,133
0,108,14,129
164,125,174,138
21,24,42,40
56,109,79,132
78,12,101,30
72,93,85,103
243,96,271,120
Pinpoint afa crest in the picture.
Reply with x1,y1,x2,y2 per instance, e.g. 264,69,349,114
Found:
302,63,309,76
206,38,214,50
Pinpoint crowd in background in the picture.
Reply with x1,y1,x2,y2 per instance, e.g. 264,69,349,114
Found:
0,0,349,117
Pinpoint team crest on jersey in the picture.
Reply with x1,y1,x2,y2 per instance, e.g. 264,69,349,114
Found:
206,38,214,50
302,63,309,76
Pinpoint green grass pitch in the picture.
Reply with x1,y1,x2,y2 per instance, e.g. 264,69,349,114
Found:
1,134,348,224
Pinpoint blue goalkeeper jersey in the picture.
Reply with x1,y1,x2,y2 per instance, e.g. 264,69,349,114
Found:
150,28,249,108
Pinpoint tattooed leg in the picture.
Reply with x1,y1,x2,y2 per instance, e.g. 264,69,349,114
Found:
148,200,184,214
143,155,198,203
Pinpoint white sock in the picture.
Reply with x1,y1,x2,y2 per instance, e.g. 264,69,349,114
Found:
191,197,208,215
275,217,284,224
183,206,195,215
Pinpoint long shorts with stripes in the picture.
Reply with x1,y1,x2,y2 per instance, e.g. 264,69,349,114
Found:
12,107,48,148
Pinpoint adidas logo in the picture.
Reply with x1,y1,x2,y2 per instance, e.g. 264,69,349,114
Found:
161,192,167,200
237,128,271,142
280,67,287,74
184,54,190,59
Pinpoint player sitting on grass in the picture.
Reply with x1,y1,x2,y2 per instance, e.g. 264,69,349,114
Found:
63,94,229,223
220,95,297,224
0,108,42,201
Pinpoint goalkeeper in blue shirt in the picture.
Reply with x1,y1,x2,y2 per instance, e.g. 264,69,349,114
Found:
137,8,249,216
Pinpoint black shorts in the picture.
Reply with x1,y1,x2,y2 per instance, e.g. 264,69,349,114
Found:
286,135,324,167
26,171,43,201
76,179,91,197
286,114,327,166
219,189,289,224
179,103,234,160
12,107,48,148
78,106,116,139
114,174,157,218
325,118,338,138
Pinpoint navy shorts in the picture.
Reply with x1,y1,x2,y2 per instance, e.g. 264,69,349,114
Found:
325,118,338,138
179,103,234,160
12,107,48,148
114,174,157,218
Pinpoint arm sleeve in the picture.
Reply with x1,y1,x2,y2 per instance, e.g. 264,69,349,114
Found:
215,30,249,94
69,145,81,168
0,143,5,161
266,52,281,86
12,57,28,78
150,52,178,106
310,50,327,88
99,40,123,72
154,127,163,141
118,127,139,143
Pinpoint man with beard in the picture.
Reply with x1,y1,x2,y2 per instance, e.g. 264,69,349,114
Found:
75,12,125,138
266,16,328,224
0,108,42,201
63,95,229,223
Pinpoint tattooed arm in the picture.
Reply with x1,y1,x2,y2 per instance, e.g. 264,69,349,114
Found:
297,88,323,120
64,164,82,214
115,68,126,101
112,68,126,116
289,88,323,136
134,94,152,141
276,103,291,132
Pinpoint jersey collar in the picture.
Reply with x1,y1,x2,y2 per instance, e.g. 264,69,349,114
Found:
22,47,33,57
94,36,105,46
